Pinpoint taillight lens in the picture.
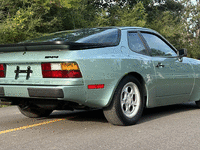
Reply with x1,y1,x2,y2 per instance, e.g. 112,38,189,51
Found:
41,62,82,78
0,64,5,78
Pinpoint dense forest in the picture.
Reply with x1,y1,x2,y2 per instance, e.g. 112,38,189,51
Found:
0,0,199,58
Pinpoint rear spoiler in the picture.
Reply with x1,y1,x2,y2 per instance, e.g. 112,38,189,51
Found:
0,41,116,52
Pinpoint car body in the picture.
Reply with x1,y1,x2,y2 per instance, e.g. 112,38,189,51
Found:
0,27,200,125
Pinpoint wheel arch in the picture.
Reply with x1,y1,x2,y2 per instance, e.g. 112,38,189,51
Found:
106,72,147,108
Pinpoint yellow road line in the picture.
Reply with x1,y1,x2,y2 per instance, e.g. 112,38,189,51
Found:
0,119,65,135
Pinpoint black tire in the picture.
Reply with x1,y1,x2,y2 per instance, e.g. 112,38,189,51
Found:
18,104,53,118
195,100,200,108
103,76,144,126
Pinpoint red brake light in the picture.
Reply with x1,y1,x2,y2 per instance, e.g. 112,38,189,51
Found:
0,64,4,70
0,64,5,78
41,63,51,70
41,62,82,78
68,70,82,78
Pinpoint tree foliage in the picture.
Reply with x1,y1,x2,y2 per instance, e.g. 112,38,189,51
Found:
0,0,199,58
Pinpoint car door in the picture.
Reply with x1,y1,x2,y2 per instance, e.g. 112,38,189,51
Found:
140,32,194,106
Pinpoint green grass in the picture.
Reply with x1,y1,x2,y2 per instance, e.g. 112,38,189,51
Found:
0,105,9,108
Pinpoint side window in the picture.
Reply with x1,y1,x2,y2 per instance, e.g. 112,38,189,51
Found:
141,33,177,57
128,32,147,55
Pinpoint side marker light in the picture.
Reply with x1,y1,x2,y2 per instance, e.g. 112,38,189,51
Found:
88,84,104,89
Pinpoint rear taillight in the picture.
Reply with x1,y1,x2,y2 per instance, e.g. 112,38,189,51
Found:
41,62,82,78
0,64,5,78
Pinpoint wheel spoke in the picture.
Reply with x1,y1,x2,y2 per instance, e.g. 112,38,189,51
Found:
122,103,127,112
131,94,137,105
123,94,128,101
128,104,132,110
127,87,136,104
131,100,137,106
128,88,134,97
125,103,129,112
122,92,127,103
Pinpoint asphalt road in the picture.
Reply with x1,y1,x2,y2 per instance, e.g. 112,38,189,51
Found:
0,102,200,150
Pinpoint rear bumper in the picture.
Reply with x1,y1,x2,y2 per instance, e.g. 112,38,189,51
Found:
0,85,86,104
28,88,64,98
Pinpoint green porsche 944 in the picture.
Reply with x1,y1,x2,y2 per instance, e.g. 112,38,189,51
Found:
0,27,199,126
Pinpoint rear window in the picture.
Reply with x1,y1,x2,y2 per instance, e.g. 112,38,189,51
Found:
25,28,120,46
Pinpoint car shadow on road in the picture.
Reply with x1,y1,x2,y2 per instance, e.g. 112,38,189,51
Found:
139,102,198,124
45,102,199,125
48,109,108,123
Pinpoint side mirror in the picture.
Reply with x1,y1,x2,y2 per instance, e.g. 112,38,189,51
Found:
177,49,187,57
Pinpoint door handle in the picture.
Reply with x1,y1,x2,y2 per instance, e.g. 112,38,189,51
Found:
156,62,165,68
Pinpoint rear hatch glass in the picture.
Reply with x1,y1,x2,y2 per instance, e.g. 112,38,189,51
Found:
23,28,120,46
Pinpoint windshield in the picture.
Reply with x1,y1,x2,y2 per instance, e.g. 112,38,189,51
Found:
25,28,120,45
